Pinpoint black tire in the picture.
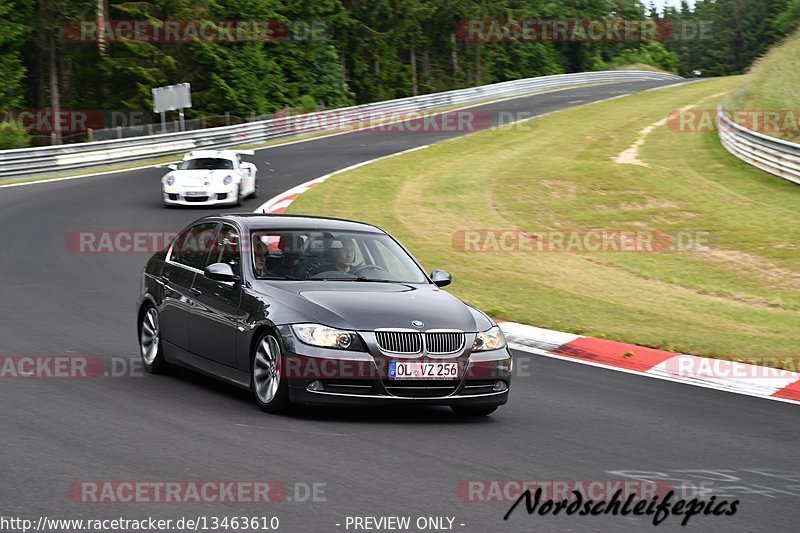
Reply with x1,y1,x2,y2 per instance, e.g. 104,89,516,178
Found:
138,305,170,374
450,405,498,417
251,332,291,414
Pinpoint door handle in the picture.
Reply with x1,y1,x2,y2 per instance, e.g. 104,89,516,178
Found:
156,276,172,292
190,287,202,296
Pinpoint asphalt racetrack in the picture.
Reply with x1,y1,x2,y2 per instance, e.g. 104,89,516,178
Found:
1,79,798,532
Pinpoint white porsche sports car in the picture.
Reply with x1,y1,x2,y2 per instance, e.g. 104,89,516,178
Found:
161,150,259,207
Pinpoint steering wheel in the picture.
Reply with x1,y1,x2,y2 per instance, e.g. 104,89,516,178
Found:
352,264,388,276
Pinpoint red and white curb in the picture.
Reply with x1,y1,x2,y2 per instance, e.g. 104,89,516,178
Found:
499,321,800,405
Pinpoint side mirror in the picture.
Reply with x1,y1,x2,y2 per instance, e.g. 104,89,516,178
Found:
168,164,177,171
431,269,452,287
204,263,238,283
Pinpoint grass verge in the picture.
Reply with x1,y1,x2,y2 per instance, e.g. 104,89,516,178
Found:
288,76,800,366
725,29,800,143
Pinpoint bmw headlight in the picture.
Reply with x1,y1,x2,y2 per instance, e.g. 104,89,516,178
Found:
165,175,175,186
472,326,507,351
292,324,361,350
223,175,233,185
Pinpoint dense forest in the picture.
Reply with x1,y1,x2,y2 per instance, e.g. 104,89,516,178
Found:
1,0,798,147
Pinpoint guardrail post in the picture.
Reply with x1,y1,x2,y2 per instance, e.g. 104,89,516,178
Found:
87,128,93,142
116,126,123,139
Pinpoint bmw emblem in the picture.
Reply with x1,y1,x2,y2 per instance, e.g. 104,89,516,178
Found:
412,320,424,328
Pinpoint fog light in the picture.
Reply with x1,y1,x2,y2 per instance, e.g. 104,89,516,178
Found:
307,380,324,392
492,380,508,392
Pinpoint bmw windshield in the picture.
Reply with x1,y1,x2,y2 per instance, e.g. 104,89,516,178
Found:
251,230,429,283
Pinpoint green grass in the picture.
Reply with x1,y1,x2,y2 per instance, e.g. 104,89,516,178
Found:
725,29,800,142
288,76,800,366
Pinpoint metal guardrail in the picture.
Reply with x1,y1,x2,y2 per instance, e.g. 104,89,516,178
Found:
717,105,800,186
0,70,681,180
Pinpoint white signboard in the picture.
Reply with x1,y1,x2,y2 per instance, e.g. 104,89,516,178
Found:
152,83,192,113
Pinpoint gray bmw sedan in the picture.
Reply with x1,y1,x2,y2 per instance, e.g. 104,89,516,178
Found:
137,214,512,415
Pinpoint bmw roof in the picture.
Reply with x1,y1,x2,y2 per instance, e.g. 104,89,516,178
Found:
210,213,386,233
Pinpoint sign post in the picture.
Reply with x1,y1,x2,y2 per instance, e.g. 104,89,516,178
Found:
152,83,192,132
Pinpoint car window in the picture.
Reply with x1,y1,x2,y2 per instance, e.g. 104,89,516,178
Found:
205,224,241,277
250,229,428,283
177,158,233,170
372,240,422,281
169,222,220,270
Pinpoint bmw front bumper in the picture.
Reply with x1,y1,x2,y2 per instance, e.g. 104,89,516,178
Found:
277,326,512,407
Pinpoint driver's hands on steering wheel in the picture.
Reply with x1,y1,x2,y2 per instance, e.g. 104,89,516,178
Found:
352,264,388,276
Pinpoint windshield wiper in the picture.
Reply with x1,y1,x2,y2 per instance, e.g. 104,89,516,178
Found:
301,276,403,283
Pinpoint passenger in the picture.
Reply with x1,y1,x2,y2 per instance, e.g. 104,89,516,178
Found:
253,241,270,277
271,234,309,279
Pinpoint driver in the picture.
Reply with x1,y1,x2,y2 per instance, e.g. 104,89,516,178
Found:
310,236,359,276
331,236,356,273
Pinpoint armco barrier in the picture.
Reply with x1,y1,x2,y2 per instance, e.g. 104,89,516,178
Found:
717,105,800,186
0,70,681,180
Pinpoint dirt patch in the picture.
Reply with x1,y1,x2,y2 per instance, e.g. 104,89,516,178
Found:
619,199,680,210
614,105,696,167
693,248,800,290
582,256,790,310
539,179,580,198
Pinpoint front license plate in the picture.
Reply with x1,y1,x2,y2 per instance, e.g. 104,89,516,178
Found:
389,361,459,380
184,191,206,197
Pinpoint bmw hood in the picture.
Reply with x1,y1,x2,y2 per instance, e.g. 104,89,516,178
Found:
255,281,493,332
